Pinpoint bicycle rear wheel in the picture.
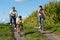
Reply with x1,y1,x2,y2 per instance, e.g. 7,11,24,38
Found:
41,18,44,30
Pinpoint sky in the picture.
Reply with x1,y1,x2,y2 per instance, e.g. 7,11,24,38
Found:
0,0,60,23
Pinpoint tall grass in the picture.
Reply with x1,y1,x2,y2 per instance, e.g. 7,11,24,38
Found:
45,24,60,35
44,1,60,35
0,24,14,40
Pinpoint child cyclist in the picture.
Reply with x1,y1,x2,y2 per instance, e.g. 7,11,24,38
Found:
17,16,23,33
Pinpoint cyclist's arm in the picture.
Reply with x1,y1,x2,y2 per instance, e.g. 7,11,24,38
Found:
15,11,18,18
22,21,24,24
42,10,45,16
9,11,11,18
16,19,19,24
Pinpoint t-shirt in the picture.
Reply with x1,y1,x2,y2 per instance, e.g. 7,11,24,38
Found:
9,10,18,17
38,8,43,16
17,19,23,24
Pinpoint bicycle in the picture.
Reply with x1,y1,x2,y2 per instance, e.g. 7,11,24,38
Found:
17,24,23,33
11,19,16,32
17,24,23,37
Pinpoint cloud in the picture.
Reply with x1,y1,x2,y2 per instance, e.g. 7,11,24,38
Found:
22,16,28,20
15,0,25,2
0,18,5,23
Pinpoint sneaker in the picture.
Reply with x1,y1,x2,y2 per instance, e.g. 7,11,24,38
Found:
38,26,41,29
14,28,17,32
10,23,11,25
14,28,16,30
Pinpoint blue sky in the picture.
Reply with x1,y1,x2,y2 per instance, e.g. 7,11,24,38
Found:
0,0,60,23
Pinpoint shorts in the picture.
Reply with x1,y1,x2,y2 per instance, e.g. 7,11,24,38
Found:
17,24,23,27
38,15,44,23
17,24,23,29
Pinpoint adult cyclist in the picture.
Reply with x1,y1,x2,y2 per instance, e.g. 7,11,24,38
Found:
38,5,45,31
9,7,18,29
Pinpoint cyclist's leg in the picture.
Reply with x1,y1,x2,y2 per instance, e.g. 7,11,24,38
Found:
20,24,21,30
18,24,22,33
20,24,23,30
41,18,44,31
19,24,22,31
38,16,41,28
22,24,23,30
14,17,16,28
18,26,20,33
10,17,12,25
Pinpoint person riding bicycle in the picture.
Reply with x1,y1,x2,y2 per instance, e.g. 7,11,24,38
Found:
17,16,23,33
38,5,45,30
9,7,18,29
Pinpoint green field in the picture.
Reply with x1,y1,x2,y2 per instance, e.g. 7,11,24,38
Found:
0,24,14,40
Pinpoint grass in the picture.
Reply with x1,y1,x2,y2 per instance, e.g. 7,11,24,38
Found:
45,24,60,35
23,26,48,40
0,24,14,40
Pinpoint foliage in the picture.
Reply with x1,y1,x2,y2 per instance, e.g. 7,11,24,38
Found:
24,1,60,40
24,11,39,27
44,1,60,24
0,24,14,40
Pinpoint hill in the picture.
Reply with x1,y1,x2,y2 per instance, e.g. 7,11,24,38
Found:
24,1,60,40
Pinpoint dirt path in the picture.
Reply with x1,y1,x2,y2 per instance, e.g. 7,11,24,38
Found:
40,30,60,40
14,31,25,40
35,27,60,40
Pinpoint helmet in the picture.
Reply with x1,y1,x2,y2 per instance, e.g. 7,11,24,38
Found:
12,7,15,9
39,5,42,8
19,16,22,18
